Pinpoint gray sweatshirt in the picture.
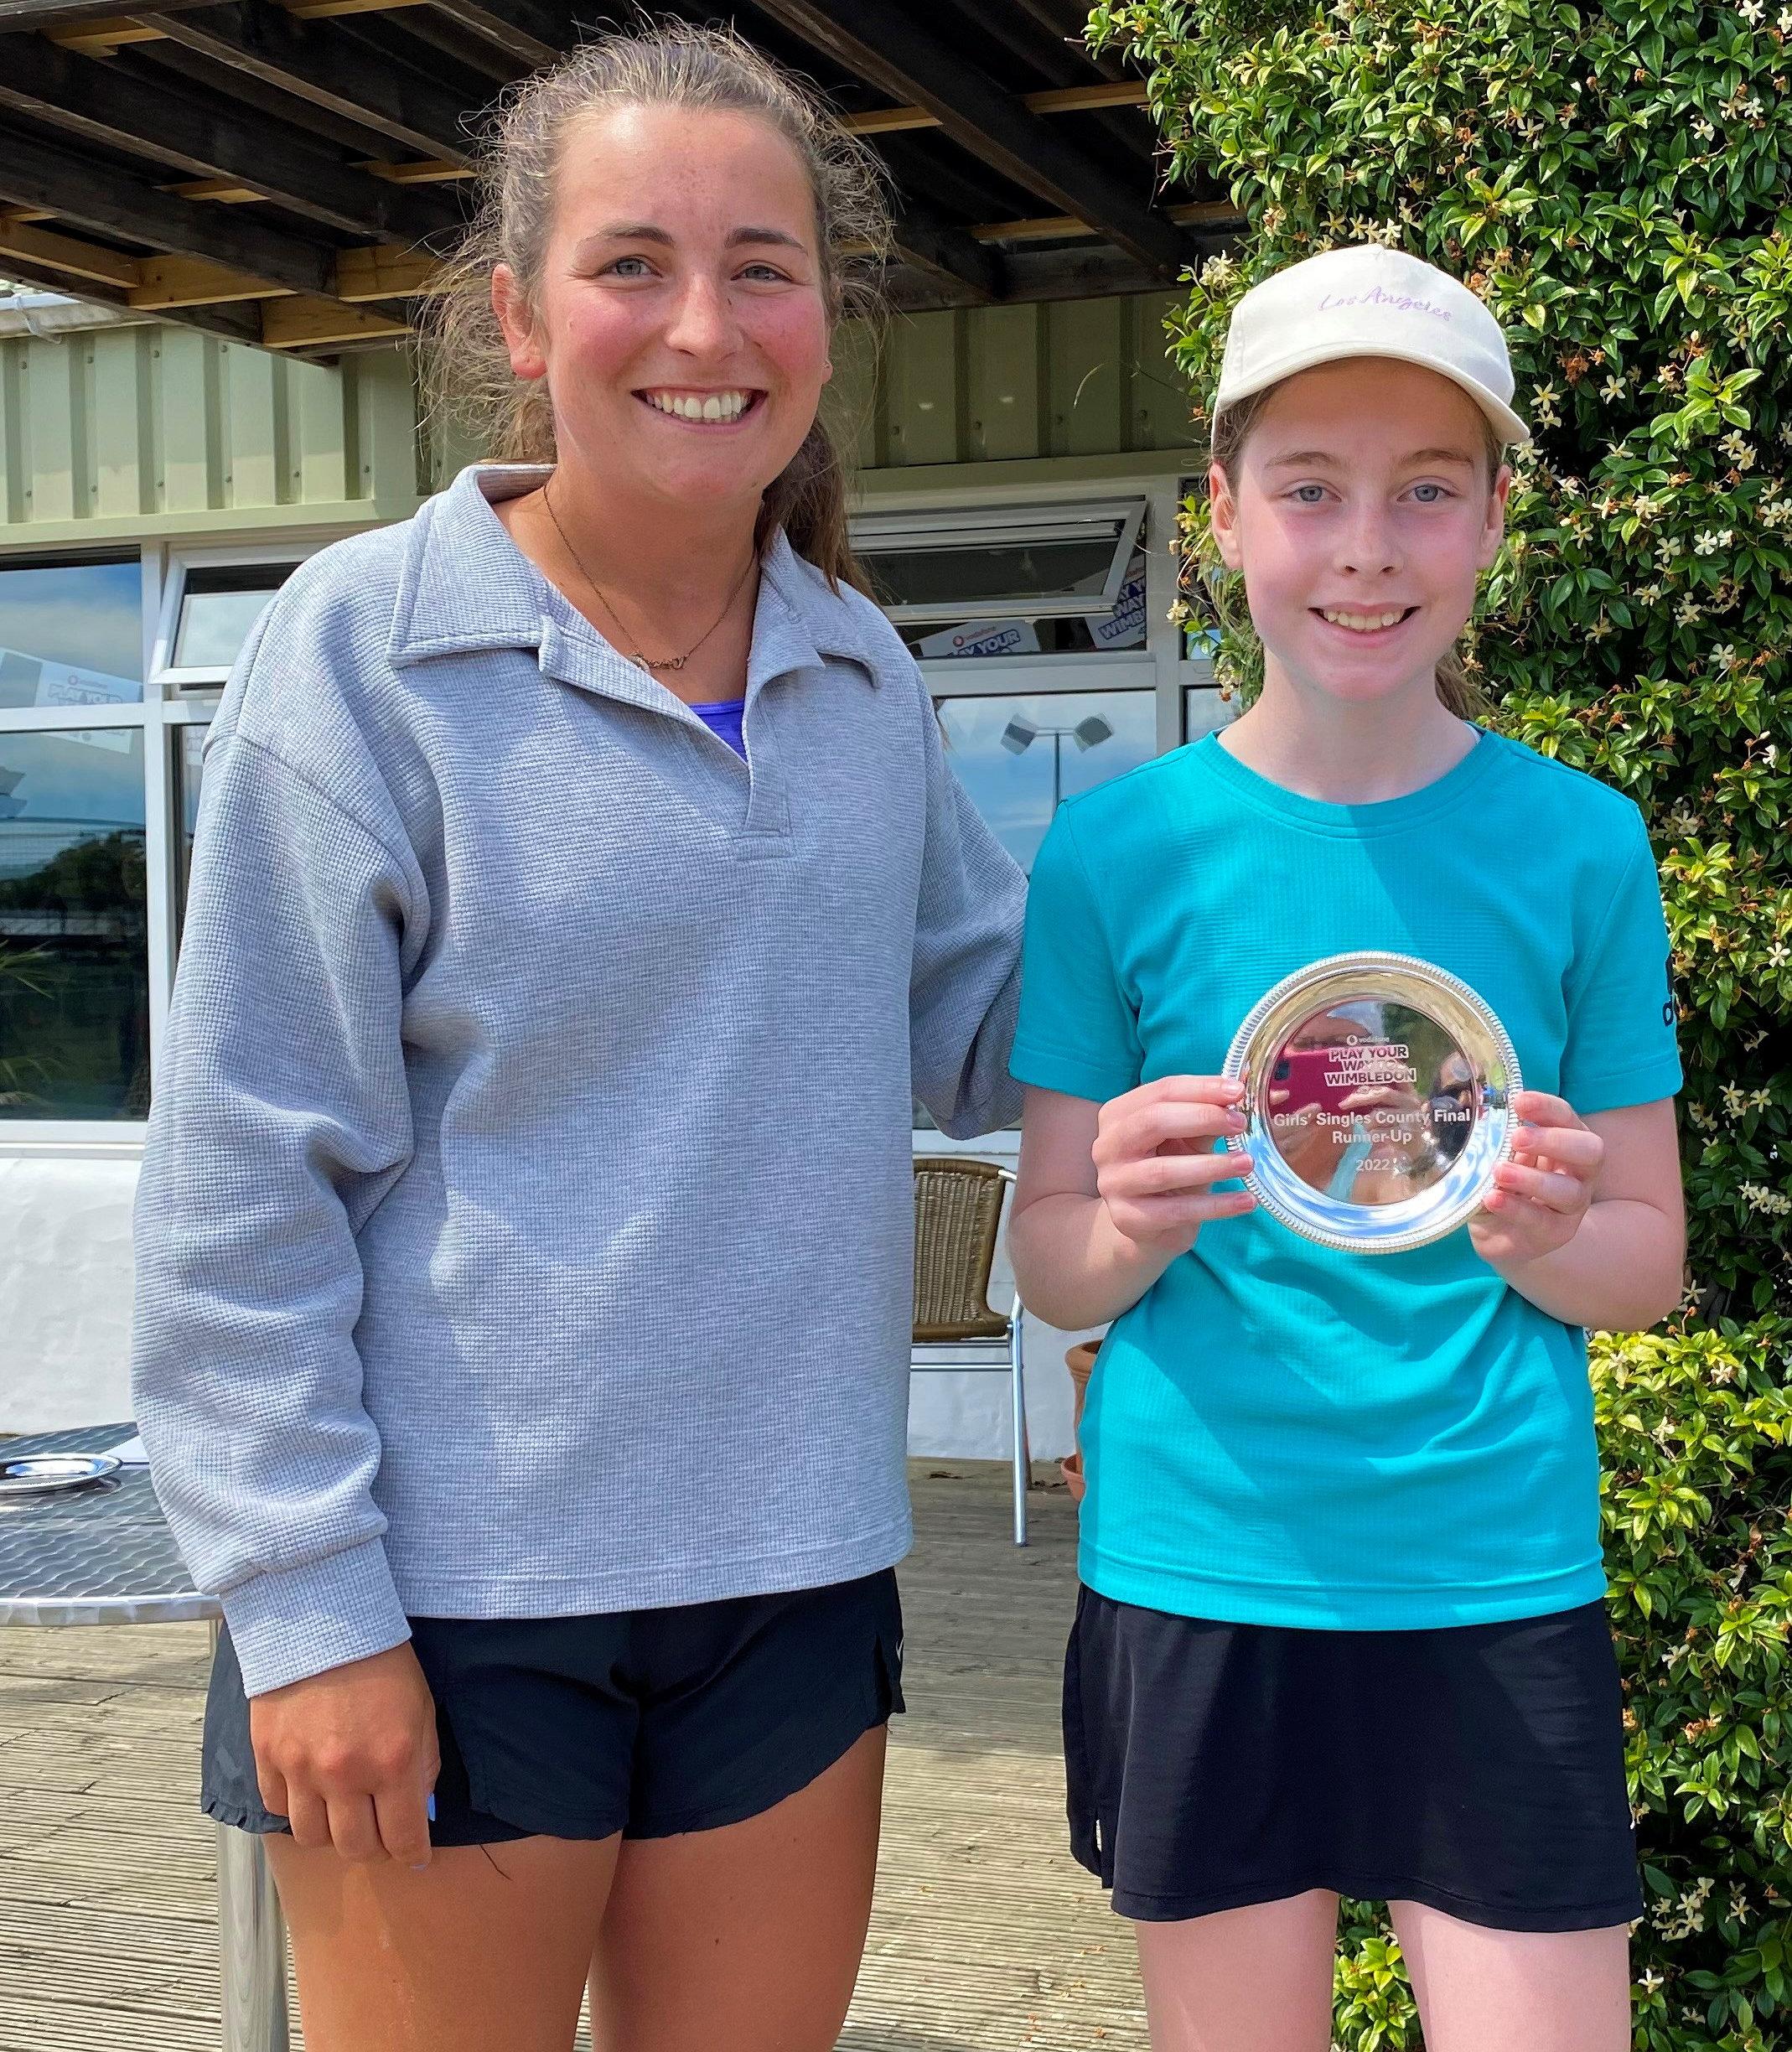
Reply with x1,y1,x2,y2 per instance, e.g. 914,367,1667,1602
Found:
132,464,1025,1697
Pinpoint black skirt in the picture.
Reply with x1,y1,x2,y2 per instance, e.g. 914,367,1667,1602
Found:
1063,1585,1641,1933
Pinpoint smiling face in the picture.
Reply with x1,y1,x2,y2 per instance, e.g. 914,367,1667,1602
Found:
1209,358,1510,710
490,102,833,521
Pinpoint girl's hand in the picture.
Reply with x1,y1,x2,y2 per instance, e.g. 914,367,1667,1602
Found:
249,1640,441,1868
1093,1075,1256,1252
1468,1089,1603,1267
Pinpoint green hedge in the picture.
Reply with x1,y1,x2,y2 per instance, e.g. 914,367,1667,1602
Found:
1086,0,1792,2039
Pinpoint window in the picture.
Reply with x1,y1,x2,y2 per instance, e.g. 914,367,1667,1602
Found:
939,692,1158,876
153,556,299,689
0,729,148,1121
853,500,1146,630
0,557,143,710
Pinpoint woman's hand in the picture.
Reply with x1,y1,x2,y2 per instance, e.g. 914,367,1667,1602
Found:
249,1640,441,1868
1092,1075,1256,1253
1468,1089,1603,1267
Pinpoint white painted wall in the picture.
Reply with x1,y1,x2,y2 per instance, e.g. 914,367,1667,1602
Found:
3,1154,1090,1460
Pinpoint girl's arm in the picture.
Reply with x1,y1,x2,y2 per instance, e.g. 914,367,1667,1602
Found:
1008,1076,1256,1331
1472,1092,1685,1331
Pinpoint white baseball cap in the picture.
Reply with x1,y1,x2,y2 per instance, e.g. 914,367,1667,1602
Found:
1213,244,1530,446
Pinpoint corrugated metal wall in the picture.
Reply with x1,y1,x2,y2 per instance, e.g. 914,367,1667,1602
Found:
0,293,1194,552
832,292,1194,468
0,324,422,549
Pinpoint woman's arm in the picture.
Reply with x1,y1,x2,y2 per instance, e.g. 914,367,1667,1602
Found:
1008,1077,1256,1330
1471,1093,1685,1330
132,721,425,1699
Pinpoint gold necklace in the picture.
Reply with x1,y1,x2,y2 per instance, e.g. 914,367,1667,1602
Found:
541,484,757,676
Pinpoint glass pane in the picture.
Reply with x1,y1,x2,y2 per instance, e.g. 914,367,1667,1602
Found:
937,689,1157,877
866,533,1120,615
172,563,294,671
0,730,148,1121
176,726,206,946
916,689,1155,1132
0,558,142,711
898,549,1149,660
1184,684,1239,743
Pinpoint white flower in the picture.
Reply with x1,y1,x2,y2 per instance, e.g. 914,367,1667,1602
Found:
1658,532,1686,558
1767,942,1790,967
1760,496,1792,526
1600,375,1626,401
1714,643,1738,666
1637,583,1665,604
1694,116,1717,141
1743,96,1765,118
1740,0,1764,18
1588,614,1613,639
1779,5,1792,26
1723,1082,1748,1115
1694,528,1732,554
1632,492,1660,521
1677,598,1704,624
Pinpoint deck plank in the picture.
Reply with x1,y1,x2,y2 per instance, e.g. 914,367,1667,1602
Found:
0,1465,1145,2049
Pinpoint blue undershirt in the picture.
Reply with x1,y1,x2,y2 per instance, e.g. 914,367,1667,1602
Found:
689,697,747,757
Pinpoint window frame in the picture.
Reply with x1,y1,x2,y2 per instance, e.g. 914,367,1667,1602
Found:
0,531,355,1151
149,540,315,692
850,495,1148,624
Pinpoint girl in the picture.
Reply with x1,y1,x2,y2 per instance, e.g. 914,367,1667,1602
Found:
132,27,1023,2052
1008,245,1685,2052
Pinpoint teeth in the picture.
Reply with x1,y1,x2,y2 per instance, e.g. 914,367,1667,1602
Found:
1322,609,1407,630
645,390,752,422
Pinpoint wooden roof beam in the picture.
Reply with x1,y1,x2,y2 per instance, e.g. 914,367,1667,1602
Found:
148,3,476,161
748,0,1186,275
0,34,460,242
889,201,1004,305
0,122,336,298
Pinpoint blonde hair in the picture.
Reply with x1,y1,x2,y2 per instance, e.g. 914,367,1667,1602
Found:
419,20,892,591
1204,380,1507,719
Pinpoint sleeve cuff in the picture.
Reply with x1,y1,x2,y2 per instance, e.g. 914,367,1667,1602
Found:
1010,1038,1140,1106
1560,1060,1685,1117
219,1536,412,1698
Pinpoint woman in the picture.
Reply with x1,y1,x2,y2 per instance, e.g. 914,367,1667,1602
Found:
132,27,1023,2052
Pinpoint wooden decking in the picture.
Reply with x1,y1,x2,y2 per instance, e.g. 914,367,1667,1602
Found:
0,1465,1147,2050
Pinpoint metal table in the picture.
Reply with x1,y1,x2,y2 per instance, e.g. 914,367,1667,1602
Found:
0,1423,288,2051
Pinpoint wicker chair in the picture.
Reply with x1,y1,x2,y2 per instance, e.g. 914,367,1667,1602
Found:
911,1155,1029,1545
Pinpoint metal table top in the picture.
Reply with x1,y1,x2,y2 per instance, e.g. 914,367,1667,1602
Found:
0,1422,216,1628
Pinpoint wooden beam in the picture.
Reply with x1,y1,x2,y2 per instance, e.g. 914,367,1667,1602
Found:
166,179,267,203
262,295,409,348
0,122,336,298
0,34,460,241
889,201,1004,304
844,80,1147,137
150,3,476,160
0,241,266,341
331,243,438,300
0,0,215,24
363,157,468,184
128,251,292,307
0,215,137,287
748,0,1189,275
417,0,570,66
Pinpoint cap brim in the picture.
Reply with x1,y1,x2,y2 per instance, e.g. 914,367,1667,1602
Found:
1215,343,1530,448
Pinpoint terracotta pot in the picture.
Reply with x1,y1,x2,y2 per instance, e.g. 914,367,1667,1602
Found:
1061,1340,1099,1504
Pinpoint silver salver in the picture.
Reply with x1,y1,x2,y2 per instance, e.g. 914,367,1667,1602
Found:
0,1452,122,1497
1221,951,1521,1254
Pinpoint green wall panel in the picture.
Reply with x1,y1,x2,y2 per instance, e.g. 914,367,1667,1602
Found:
0,293,1194,552
0,327,425,549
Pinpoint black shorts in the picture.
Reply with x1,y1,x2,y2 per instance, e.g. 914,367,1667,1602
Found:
203,1569,904,1847
1064,1586,1641,1934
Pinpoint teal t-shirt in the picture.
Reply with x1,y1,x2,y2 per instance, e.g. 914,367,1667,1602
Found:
1012,728,1682,1630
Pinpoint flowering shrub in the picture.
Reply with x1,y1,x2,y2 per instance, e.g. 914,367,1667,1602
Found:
1086,0,1792,2039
